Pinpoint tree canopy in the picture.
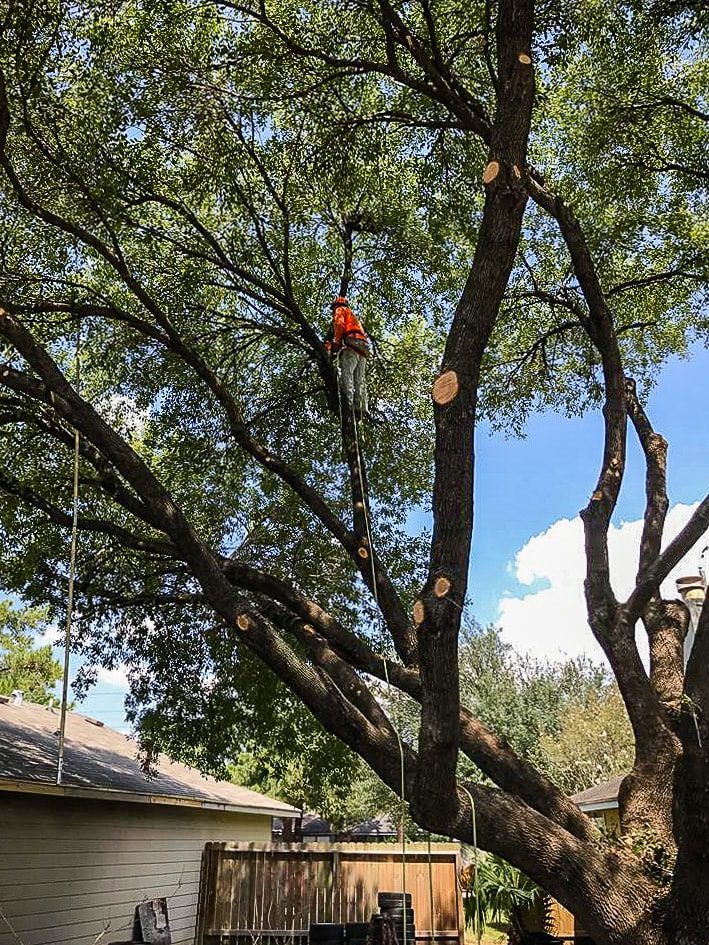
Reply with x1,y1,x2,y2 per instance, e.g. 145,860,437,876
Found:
0,1,708,943
235,626,632,825
0,601,61,704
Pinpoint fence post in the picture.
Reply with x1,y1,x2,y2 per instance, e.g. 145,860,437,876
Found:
454,848,464,945
195,842,212,945
332,850,341,924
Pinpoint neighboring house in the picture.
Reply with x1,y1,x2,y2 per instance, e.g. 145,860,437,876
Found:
0,697,299,945
540,777,624,940
571,775,623,834
347,814,397,840
272,812,397,843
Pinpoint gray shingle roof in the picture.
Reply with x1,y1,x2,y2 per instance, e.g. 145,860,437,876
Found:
0,698,299,817
571,775,623,809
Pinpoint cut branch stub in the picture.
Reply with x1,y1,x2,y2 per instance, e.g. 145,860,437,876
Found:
358,546,369,559
483,161,500,184
434,576,451,598
518,53,532,64
236,614,250,631
432,370,459,405
413,600,425,626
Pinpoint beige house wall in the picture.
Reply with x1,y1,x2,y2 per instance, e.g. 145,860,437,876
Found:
0,791,272,945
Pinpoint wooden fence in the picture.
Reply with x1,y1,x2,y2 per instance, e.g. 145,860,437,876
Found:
196,842,464,945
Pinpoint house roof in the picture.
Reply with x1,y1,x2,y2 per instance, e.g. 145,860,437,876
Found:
273,813,397,838
0,698,299,818
571,775,623,811
302,815,333,835
347,815,396,837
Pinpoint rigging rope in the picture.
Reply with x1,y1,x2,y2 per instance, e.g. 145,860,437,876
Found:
56,326,81,785
426,831,436,943
336,355,409,942
335,354,481,945
461,785,481,945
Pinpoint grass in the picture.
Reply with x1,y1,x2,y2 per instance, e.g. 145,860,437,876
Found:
464,922,508,944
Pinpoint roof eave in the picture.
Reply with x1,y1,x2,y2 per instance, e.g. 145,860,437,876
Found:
0,777,299,818
577,799,619,813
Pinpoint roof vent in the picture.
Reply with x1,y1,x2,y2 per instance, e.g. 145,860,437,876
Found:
84,716,105,727
11,690,23,706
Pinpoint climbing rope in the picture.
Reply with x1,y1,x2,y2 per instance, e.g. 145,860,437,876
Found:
461,785,481,945
335,355,409,943
56,325,81,785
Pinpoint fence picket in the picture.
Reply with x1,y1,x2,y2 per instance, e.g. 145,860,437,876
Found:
197,842,462,945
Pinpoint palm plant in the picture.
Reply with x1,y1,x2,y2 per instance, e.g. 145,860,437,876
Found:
464,854,542,943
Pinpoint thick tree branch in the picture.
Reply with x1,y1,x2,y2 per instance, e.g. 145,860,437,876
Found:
223,555,595,840
624,379,685,713
625,496,709,620
415,0,534,822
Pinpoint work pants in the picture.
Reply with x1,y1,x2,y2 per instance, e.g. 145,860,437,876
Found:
338,348,368,416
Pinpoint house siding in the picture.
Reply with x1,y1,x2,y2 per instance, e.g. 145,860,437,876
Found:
0,791,271,945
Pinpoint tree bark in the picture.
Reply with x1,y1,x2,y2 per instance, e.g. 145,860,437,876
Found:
415,0,535,828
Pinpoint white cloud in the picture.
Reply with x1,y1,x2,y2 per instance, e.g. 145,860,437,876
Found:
497,503,706,664
36,624,63,647
95,665,130,689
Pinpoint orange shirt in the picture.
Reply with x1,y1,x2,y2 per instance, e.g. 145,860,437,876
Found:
333,304,367,349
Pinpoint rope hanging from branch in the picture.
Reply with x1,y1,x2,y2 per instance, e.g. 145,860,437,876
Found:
461,785,481,945
56,325,81,785
336,357,411,940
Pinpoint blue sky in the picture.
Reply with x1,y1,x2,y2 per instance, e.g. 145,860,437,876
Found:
46,342,709,729
472,342,709,657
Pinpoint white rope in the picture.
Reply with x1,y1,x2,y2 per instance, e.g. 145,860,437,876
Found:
460,785,481,945
335,355,409,942
56,326,81,785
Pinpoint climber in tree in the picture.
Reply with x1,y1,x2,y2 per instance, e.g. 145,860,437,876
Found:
325,296,370,418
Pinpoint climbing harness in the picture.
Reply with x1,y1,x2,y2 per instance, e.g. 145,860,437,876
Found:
56,325,81,785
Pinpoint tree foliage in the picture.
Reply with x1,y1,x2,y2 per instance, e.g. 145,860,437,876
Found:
463,853,542,941
0,600,61,704
306,627,633,827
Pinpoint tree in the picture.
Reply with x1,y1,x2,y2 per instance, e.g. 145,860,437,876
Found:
0,1,707,943
537,688,634,795
0,601,61,704
304,627,633,828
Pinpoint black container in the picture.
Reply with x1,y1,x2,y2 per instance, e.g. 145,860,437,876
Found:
378,892,412,908
345,923,370,942
382,908,414,920
310,923,346,945
392,927,415,944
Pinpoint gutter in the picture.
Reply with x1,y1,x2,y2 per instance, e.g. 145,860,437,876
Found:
576,800,619,813
0,776,299,819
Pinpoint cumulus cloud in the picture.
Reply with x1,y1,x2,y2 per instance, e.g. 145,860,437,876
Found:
95,665,130,688
36,624,63,647
498,503,706,664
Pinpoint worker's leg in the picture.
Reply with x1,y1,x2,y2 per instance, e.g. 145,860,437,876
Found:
338,349,357,409
354,354,368,416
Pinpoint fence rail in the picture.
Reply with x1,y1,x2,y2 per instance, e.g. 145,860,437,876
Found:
196,842,464,945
